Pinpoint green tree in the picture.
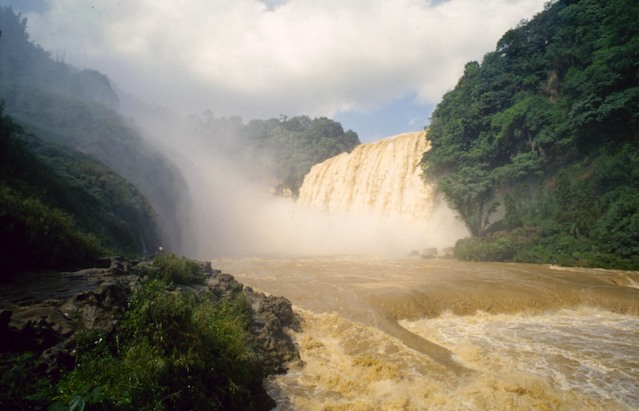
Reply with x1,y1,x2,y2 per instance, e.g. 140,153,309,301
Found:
196,114,360,196
422,0,639,268
438,166,498,237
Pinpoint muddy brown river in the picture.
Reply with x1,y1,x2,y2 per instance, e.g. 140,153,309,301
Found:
215,257,639,410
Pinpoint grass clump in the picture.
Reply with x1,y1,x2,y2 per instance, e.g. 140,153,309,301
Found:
134,253,208,285
52,279,273,410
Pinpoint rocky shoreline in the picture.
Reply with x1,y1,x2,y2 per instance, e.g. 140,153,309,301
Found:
0,256,300,408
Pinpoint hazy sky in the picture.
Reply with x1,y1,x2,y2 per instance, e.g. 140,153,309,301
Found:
3,0,546,142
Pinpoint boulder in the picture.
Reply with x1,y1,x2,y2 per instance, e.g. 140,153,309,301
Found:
245,287,301,373
208,271,243,299
60,279,132,329
207,269,301,373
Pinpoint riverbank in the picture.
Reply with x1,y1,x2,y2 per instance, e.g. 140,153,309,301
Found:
0,255,299,410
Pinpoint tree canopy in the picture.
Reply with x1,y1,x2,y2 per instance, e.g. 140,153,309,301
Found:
190,113,360,196
422,0,639,268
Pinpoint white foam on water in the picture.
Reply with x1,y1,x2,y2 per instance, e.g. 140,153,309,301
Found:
401,307,639,409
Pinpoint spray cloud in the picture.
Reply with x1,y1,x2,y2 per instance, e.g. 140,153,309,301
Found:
124,103,467,259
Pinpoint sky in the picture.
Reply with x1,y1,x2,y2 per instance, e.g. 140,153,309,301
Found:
2,0,547,142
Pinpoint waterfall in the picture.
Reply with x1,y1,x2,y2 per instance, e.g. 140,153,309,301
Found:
298,131,435,220
168,129,465,257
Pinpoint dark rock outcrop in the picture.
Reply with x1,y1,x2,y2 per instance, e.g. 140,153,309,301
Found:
246,289,301,372
207,267,301,372
0,257,300,394
0,267,138,382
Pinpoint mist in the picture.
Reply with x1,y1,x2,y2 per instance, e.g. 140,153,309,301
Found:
122,98,467,259
1,0,546,257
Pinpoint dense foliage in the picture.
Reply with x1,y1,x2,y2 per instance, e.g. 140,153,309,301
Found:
190,114,360,196
422,0,639,269
0,10,284,410
54,280,270,411
0,7,187,252
134,252,209,285
0,106,159,275
1,255,275,410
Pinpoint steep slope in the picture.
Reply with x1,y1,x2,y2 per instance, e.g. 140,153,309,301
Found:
422,0,639,268
0,107,159,275
0,7,188,252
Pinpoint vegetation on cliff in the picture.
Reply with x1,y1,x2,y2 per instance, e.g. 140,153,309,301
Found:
0,7,187,252
0,107,159,275
0,8,303,410
422,0,639,269
189,113,360,196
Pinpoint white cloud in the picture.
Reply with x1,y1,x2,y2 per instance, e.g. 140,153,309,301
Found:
23,0,546,118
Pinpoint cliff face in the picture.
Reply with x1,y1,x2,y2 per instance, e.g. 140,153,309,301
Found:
299,131,435,220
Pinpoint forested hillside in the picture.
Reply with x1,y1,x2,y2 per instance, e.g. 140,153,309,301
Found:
0,107,159,274
188,113,360,196
422,0,639,269
0,7,188,253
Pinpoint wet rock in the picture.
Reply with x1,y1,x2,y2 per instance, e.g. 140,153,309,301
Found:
245,288,301,373
95,257,113,269
197,260,216,277
206,270,300,372
0,267,134,381
108,257,127,276
60,279,131,329
208,271,244,299
96,256,129,275
18,318,62,354
0,309,14,350
0,309,11,331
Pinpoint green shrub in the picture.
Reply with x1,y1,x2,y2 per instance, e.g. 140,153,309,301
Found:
455,236,516,262
54,280,272,411
134,253,207,285
0,352,56,410
0,184,105,275
455,228,638,269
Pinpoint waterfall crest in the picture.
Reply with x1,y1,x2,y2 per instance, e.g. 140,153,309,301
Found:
298,131,434,220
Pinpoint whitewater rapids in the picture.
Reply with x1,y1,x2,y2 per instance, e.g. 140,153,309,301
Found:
215,257,639,410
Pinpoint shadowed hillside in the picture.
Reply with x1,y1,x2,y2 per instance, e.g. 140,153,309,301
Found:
0,7,188,253
0,107,159,274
